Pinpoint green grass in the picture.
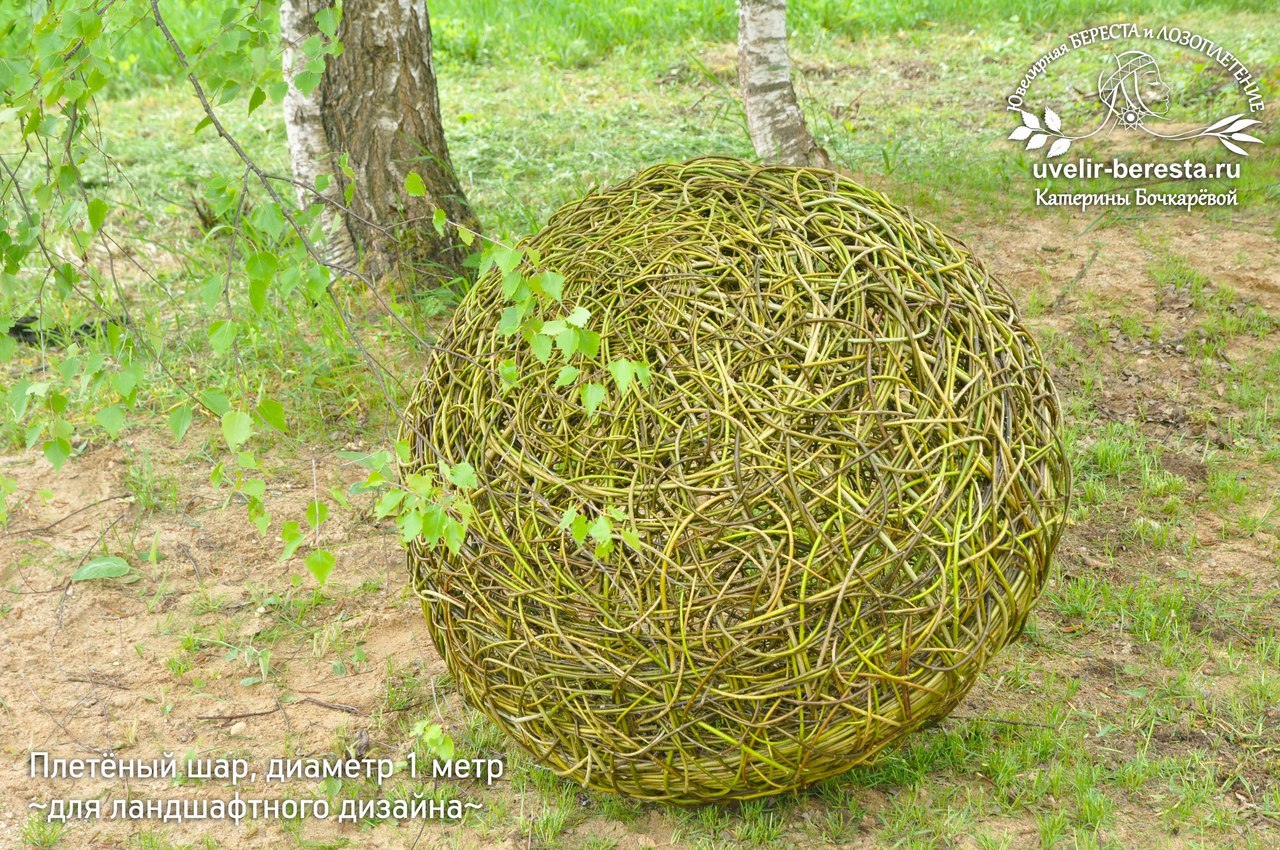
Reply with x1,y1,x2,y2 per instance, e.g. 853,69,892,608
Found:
19,814,70,850
82,0,1280,91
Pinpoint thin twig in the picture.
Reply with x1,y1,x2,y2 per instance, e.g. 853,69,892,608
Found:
300,696,362,715
2,492,131,537
196,706,282,723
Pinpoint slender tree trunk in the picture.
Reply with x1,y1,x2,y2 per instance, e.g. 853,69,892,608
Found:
281,0,358,273
737,0,830,168
281,0,478,284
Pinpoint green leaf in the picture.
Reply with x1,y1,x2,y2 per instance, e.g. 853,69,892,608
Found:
9,380,32,419
111,369,138,398
394,439,413,465
71,556,130,582
498,359,519,386
554,365,579,388
565,306,591,327
304,264,331,301
432,207,446,235
498,305,525,337
538,271,565,302
305,549,336,586
558,506,578,530
257,399,288,433
577,330,601,359
634,360,652,389
168,405,193,442
494,246,522,274
221,411,253,451
554,328,580,358
570,515,589,544
420,504,445,546
87,198,109,233
305,499,329,529
398,508,424,544
201,389,232,416
209,320,237,354
539,319,567,336
95,404,126,438
280,521,305,561
442,517,465,554
448,461,478,490
581,383,607,416
588,516,612,545
374,490,406,518
315,6,339,37
247,86,266,115
43,437,71,470
200,275,223,308
295,71,322,97
528,333,552,364
252,205,285,241
500,269,522,299
246,250,277,284
607,359,635,395
404,171,426,197
620,528,642,550
249,277,268,313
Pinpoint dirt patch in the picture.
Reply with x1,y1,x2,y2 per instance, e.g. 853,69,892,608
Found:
0,436,453,849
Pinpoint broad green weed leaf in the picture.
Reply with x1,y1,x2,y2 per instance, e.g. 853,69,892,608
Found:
72,556,130,582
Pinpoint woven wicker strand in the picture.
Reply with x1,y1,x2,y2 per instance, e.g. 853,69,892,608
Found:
401,156,1069,803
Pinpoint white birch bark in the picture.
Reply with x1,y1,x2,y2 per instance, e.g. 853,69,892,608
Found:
280,0,476,282
280,0,359,273
737,0,830,168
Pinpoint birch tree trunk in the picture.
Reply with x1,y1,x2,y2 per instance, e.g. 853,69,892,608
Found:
281,0,478,284
281,0,359,273
737,0,830,168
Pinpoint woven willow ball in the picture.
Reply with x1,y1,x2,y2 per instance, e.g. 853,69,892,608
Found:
402,156,1068,803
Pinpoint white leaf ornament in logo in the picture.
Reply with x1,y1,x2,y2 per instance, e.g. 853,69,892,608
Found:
1009,50,1263,158
1009,108,1072,157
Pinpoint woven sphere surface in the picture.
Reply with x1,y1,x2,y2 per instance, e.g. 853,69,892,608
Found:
402,156,1068,803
